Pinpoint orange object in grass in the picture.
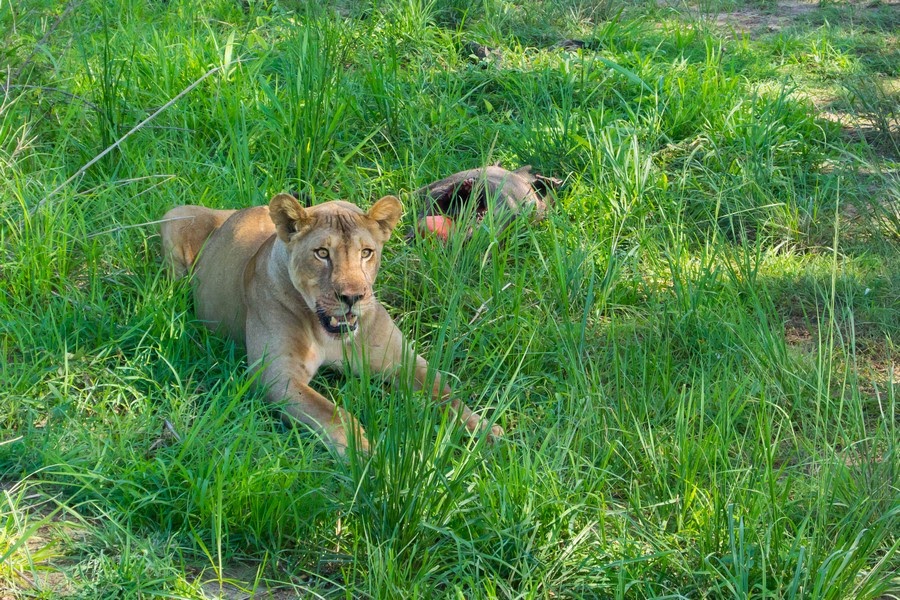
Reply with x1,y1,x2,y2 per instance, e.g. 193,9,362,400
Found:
419,215,454,241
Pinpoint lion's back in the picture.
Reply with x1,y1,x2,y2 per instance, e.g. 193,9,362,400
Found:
193,206,274,342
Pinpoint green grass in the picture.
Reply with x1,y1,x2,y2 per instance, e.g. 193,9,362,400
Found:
1,0,898,597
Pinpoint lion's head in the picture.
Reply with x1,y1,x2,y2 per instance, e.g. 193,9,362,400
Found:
268,194,403,337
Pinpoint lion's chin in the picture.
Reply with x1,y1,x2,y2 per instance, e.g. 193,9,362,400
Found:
316,308,359,336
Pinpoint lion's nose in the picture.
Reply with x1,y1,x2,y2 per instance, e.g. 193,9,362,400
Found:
338,293,363,309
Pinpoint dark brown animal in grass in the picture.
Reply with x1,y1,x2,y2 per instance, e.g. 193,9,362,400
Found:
411,165,562,242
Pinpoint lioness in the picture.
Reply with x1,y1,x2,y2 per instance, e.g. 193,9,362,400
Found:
160,194,503,453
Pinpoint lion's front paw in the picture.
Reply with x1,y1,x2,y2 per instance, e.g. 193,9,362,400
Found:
466,415,504,443
486,423,504,444
331,429,370,457
355,435,371,454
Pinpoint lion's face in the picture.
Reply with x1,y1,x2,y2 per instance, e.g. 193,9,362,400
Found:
269,194,403,337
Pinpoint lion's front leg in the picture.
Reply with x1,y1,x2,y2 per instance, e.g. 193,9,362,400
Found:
362,307,503,441
410,356,504,441
279,378,370,455
247,335,369,455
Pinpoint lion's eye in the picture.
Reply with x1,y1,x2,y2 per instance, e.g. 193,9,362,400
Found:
314,248,329,260
361,248,374,259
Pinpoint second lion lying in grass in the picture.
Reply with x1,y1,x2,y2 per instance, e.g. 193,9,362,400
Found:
160,193,503,453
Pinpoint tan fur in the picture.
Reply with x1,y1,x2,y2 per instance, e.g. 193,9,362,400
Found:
160,194,503,453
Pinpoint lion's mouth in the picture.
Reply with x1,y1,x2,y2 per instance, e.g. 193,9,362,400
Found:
316,308,359,336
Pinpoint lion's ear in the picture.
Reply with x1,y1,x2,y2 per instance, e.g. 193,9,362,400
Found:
367,195,403,240
269,193,309,242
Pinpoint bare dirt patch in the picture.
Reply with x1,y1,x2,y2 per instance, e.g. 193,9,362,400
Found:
702,0,900,38
709,0,819,37
189,562,327,600
783,316,899,399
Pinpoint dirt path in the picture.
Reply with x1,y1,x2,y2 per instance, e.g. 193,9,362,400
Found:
710,0,820,36
705,0,900,37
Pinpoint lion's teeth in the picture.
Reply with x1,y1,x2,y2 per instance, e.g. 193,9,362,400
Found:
329,316,339,327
